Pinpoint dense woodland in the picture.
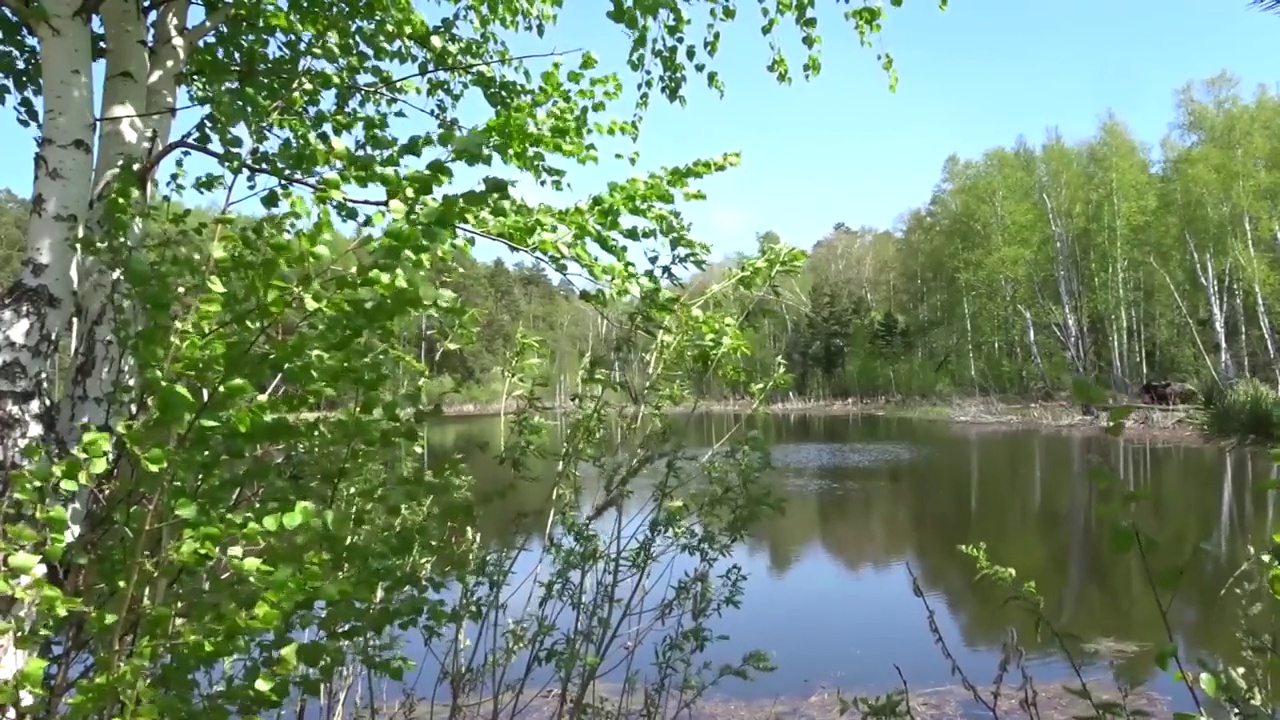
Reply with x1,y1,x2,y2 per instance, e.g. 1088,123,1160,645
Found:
3,71,1278,407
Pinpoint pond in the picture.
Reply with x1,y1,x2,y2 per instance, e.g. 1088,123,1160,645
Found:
413,411,1276,716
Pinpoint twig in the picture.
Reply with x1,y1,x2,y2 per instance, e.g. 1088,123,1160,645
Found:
1132,527,1206,716
894,664,918,720
1150,258,1224,389
905,562,998,717
361,48,584,92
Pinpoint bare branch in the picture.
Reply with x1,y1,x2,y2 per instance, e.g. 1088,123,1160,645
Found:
183,3,227,43
94,101,205,123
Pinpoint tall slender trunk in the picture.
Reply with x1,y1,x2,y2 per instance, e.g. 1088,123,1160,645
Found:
1,1,222,708
1186,230,1233,381
1019,305,1049,389
1234,276,1249,378
0,3,95,707
962,290,977,393
1242,212,1279,386
1042,192,1086,375
1137,273,1149,381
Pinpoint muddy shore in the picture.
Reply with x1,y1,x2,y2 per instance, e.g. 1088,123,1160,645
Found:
680,397,1210,445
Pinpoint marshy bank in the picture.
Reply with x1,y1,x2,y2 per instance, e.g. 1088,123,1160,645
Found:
367,394,1206,444
360,677,1169,719
680,396,1206,444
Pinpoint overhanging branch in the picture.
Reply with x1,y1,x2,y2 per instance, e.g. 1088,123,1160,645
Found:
142,139,583,283
184,3,228,43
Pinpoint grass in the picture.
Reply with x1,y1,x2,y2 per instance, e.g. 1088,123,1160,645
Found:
1200,377,1280,443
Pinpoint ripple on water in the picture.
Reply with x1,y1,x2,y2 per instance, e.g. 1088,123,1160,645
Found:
769,441,920,470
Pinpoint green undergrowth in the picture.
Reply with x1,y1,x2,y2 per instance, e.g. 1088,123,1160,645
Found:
1200,377,1280,443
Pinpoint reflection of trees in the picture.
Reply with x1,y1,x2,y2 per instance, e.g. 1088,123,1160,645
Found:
429,412,1279,683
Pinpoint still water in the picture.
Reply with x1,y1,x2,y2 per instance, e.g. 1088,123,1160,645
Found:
422,411,1276,712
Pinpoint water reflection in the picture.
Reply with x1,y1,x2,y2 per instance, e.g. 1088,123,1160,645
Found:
425,412,1280,707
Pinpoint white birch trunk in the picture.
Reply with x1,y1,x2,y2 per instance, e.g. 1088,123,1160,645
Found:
2,0,218,708
1242,212,1279,386
63,0,152,442
1019,304,1049,389
962,290,977,392
1138,276,1149,381
1186,232,1233,381
1118,261,1131,382
1234,274,1249,378
0,2,95,709
1041,192,1086,375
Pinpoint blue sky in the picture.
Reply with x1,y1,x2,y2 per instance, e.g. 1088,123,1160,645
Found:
0,0,1276,262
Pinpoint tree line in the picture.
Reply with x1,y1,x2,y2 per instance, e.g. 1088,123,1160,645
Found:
3,72,1277,408
4,71,1275,406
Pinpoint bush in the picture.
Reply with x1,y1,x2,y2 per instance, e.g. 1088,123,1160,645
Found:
1201,377,1280,442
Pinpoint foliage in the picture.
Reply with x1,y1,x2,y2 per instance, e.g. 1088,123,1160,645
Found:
1202,378,1280,443
9,72,1280,412
686,73,1280,402
0,0,941,717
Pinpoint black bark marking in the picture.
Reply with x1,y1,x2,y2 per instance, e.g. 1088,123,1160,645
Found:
0,270,66,476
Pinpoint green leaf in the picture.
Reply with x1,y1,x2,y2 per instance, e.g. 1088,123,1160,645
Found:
1154,643,1177,671
5,551,41,574
1070,376,1109,406
261,514,280,532
81,430,112,457
1198,671,1219,698
1108,525,1136,554
139,447,168,471
174,499,198,520
280,641,299,668
17,656,49,686
1107,404,1136,423
281,511,303,530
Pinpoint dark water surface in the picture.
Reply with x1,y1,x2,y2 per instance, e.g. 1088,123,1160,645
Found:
422,412,1277,712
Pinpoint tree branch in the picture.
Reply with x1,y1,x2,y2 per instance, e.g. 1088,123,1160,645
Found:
141,0,178,14
142,139,388,205
144,139,593,288
0,0,36,28
183,3,228,43
362,48,583,93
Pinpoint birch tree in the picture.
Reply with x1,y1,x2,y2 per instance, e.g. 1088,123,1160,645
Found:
0,0,937,714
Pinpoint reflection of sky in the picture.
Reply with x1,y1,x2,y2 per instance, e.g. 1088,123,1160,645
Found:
709,546,1195,711
397,417,1260,715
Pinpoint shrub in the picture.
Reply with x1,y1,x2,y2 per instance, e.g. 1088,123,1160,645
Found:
1201,377,1280,442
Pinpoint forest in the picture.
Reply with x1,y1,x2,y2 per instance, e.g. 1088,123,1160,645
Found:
3,71,1268,406
2,0,1278,716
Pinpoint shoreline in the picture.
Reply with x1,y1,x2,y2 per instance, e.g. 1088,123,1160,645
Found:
685,397,1210,444
434,397,1211,445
